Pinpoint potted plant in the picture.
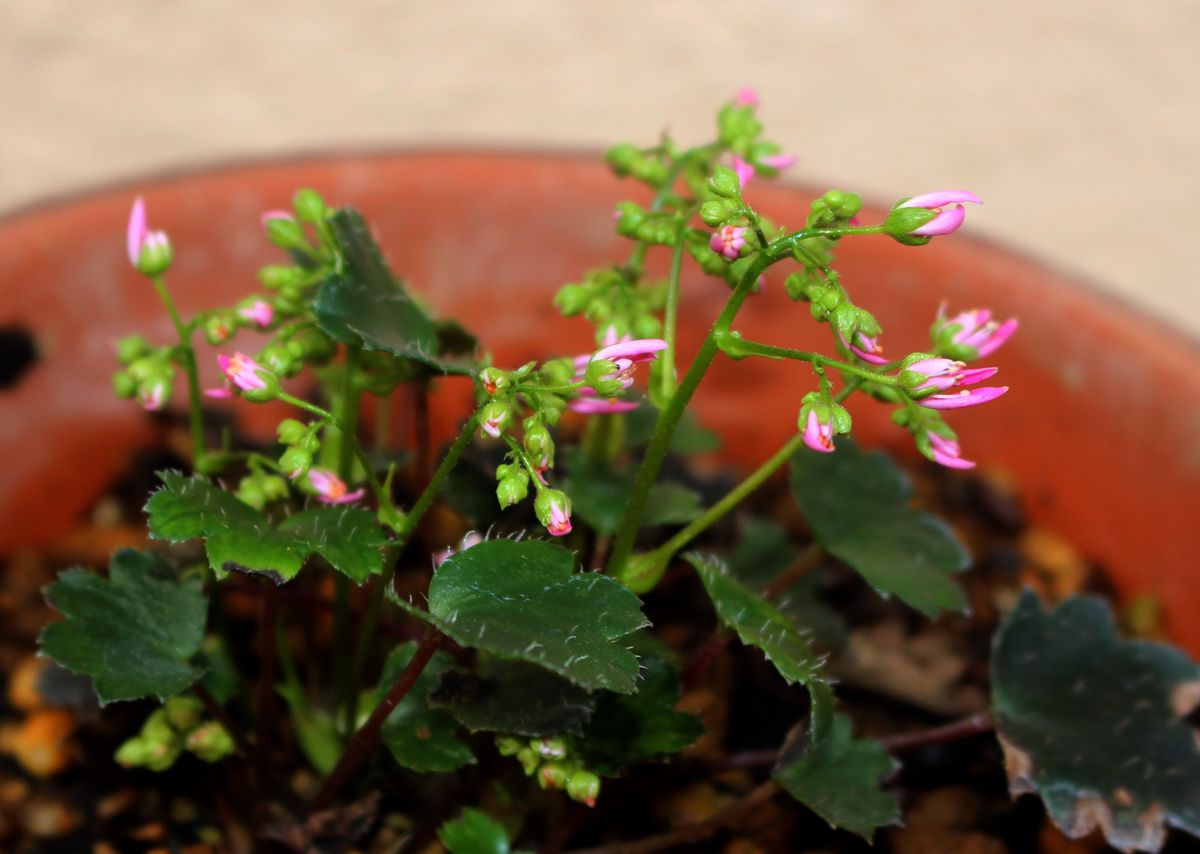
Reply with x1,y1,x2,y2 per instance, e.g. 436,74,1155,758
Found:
1,92,1198,852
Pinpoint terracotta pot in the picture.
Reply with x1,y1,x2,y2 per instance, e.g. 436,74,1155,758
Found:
3,152,1198,651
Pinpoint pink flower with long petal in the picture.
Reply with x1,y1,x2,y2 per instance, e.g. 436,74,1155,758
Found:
217,352,269,392
593,338,668,365
928,434,975,470
840,330,888,365
918,385,1009,410
938,306,1019,358
710,225,747,261
126,197,171,271
733,156,756,188
906,357,998,392
239,299,274,329
802,409,836,453
898,190,981,236
733,87,759,107
569,338,666,414
204,387,234,399
308,468,365,505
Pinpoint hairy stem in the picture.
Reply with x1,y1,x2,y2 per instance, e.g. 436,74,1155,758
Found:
152,275,206,465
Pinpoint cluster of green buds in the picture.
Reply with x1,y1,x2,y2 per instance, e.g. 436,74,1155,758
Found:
112,334,176,412
554,266,665,342
276,418,322,480
604,143,671,188
253,323,336,380
235,468,290,511
496,736,601,808
114,696,234,772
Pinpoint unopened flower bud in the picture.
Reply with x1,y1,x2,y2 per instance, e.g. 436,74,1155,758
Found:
112,370,137,398
699,199,737,227
258,264,304,290
534,489,572,537
554,284,591,316
292,188,327,223
708,165,742,199
480,367,509,396
116,334,150,365
566,770,601,807
279,447,313,479
277,418,308,446
516,747,540,775
263,213,307,250
605,143,640,176
480,401,512,439
539,762,570,790
495,736,523,756
186,722,235,762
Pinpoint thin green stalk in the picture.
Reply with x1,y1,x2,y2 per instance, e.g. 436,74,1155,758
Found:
606,225,881,579
151,275,205,465
717,337,899,385
389,409,482,550
658,226,687,401
341,563,394,737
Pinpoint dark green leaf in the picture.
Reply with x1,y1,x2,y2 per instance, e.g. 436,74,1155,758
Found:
312,208,480,375
438,809,510,854
728,517,793,587
642,483,703,527
378,642,475,773
430,659,595,737
147,473,386,584
790,442,968,615
574,653,704,775
686,552,825,686
396,540,648,693
565,450,699,536
279,505,387,583
991,590,1200,852
39,549,207,704
773,710,901,839
624,406,721,454
277,681,341,774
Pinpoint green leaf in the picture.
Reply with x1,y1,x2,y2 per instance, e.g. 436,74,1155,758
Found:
564,450,699,536
313,208,477,375
396,540,649,693
728,517,793,587
147,473,385,584
991,590,1200,852
789,441,968,615
277,681,341,774
625,406,721,454
773,710,901,839
430,659,596,737
686,552,825,687
438,809,511,854
378,642,475,773
573,653,704,775
39,549,207,705
279,505,387,583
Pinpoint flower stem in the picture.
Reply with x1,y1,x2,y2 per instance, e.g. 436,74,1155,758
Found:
311,625,443,811
151,275,205,465
658,225,687,402
607,225,866,579
716,336,899,385
389,409,482,549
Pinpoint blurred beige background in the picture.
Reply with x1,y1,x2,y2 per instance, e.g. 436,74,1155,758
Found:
3,0,1198,333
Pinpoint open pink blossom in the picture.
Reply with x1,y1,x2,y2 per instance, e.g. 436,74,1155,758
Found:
217,352,269,392
907,357,998,392
543,494,572,537
802,409,836,454
710,225,747,261
928,434,975,470
939,306,1018,358
126,197,171,269
918,385,1009,410
239,299,274,329
593,338,668,365
569,338,666,414
841,330,888,365
733,87,759,107
898,190,981,236
308,468,365,505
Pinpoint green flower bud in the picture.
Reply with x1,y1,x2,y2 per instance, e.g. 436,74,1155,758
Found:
534,489,572,537
258,264,304,291
708,166,742,200
279,447,312,479
515,747,540,775
203,312,236,346
112,370,137,398
605,142,640,176
236,479,265,510
698,199,735,227
293,188,327,223
163,696,204,732
630,158,668,185
114,737,153,768
141,709,175,745
480,400,512,439
533,737,566,759
289,327,336,365
186,722,235,763
566,770,601,806
615,550,671,594
277,418,308,445
264,216,308,251
495,736,523,757
538,761,570,790
554,283,590,316
633,313,662,340
821,190,862,219
480,366,510,396
136,236,174,277
524,421,553,459
496,474,529,509
882,206,936,245
116,335,150,365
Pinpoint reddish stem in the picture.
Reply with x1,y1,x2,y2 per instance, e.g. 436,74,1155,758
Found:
310,625,443,811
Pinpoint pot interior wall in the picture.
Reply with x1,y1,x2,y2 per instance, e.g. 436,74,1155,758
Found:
3,152,1198,651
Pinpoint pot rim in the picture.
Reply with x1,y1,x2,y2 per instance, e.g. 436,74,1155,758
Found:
3,144,1198,358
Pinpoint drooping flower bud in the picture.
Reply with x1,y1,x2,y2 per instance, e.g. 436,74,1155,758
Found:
534,489,572,537
126,197,173,276
307,468,365,505
884,190,981,244
480,400,512,439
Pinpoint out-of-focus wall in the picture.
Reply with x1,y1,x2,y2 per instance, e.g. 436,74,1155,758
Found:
3,0,1197,331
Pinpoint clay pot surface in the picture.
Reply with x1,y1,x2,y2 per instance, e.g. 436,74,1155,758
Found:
3,151,1198,650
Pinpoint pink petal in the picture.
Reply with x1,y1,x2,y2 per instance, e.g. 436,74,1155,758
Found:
899,190,982,210
802,410,835,453
733,156,755,188
910,205,966,236
974,318,1019,358
955,366,999,386
568,397,640,415
127,197,147,266
733,87,759,107
204,387,233,399
760,153,797,171
932,448,976,469
594,338,668,364
918,386,1009,410
318,489,364,505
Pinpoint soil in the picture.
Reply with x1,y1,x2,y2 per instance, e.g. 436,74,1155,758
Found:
0,419,1195,854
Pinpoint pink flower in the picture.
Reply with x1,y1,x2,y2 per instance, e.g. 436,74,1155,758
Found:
260,209,293,227
204,387,233,400
569,338,666,414
906,357,998,393
733,156,756,188
126,197,171,270
568,397,640,415
760,152,797,171
802,409,836,454
139,383,166,412
217,352,269,392
928,434,975,470
536,490,573,537
918,385,1009,410
841,330,888,365
434,531,484,566
239,300,274,329
593,338,668,365
710,225,747,261
897,190,981,236
308,468,365,505
938,307,1018,358
733,87,759,107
